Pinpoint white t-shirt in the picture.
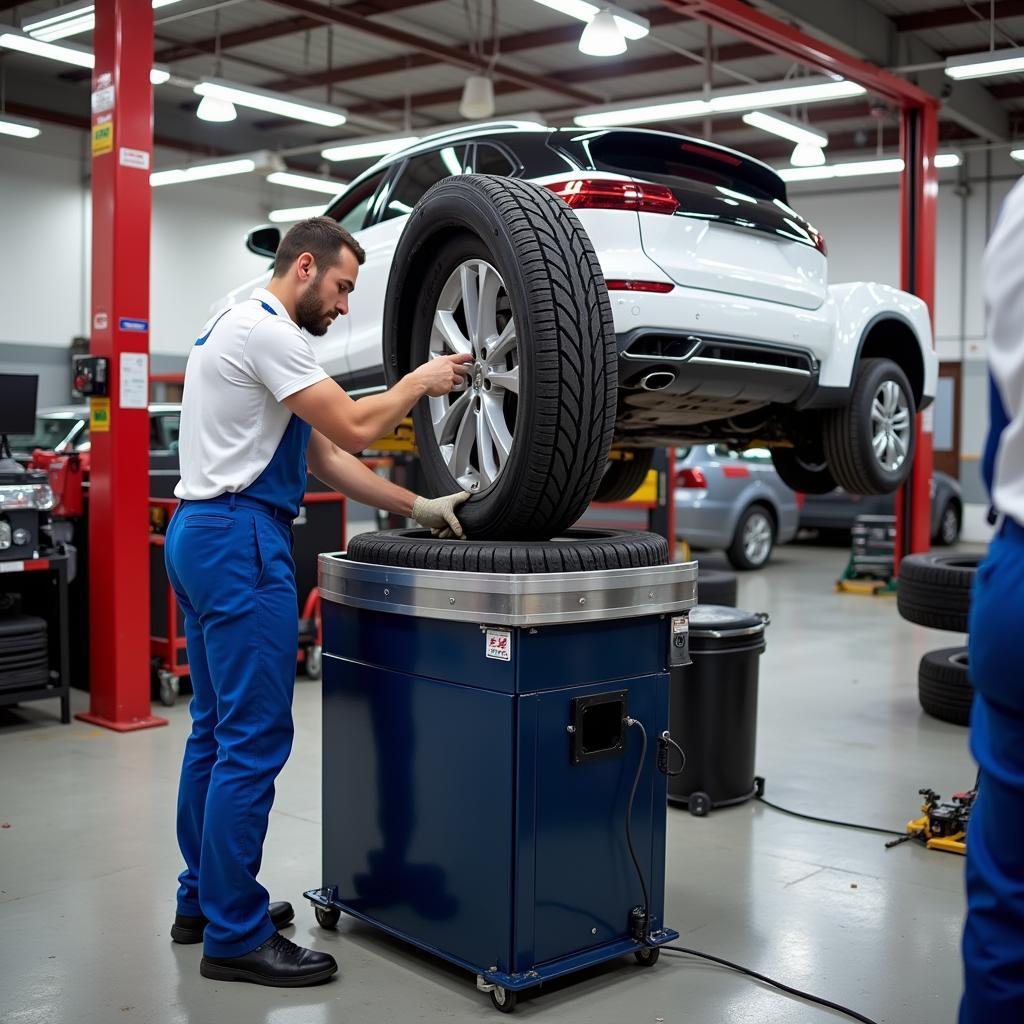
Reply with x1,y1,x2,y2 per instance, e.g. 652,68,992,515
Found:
173,287,328,502
985,179,1024,524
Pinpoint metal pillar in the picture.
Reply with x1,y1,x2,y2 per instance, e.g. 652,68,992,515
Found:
77,0,165,731
897,105,939,560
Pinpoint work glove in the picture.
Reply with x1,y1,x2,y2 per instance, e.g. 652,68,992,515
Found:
412,491,471,539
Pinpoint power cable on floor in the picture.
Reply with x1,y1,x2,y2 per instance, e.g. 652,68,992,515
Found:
755,791,905,838
621,732,884,1024
661,945,881,1024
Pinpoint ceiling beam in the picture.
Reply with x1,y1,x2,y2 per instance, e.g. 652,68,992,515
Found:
154,0,438,65
266,0,602,104
894,1,1024,33
754,0,1008,140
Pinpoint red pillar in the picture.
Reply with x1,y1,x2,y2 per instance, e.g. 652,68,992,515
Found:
77,0,166,731
895,102,939,564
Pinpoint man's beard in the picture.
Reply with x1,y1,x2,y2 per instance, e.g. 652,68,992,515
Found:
295,276,334,336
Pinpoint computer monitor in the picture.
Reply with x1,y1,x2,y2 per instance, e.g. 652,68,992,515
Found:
0,374,38,435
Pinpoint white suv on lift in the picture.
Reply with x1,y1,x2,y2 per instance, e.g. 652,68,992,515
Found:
228,122,935,538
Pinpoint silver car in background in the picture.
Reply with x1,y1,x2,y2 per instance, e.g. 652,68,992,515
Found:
676,445,800,570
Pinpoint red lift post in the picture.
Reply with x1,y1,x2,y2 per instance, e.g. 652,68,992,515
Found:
664,0,938,565
77,0,165,731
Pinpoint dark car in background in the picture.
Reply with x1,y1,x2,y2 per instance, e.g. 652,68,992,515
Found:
799,471,962,545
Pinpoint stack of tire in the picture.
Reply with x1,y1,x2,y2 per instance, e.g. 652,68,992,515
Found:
897,552,982,725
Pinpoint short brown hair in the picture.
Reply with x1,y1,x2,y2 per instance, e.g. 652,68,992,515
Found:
272,216,366,277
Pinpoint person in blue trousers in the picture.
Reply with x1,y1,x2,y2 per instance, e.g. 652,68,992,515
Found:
961,178,1024,1020
165,217,473,987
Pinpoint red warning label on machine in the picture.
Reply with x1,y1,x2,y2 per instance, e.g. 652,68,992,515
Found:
485,629,511,662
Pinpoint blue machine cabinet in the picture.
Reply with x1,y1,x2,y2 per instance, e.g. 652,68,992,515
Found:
307,555,697,1011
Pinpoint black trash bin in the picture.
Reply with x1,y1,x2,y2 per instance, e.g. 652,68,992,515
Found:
668,605,768,816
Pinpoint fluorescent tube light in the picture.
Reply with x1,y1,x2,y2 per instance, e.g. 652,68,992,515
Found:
24,0,187,41
1011,149,1024,162
151,156,263,187
321,135,420,161
529,0,648,40
0,26,168,82
268,205,327,223
779,153,961,182
0,113,40,139
267,171,348,195
574,78,865,128
742,110,828,148
946,47,1024,80
194,78,347,128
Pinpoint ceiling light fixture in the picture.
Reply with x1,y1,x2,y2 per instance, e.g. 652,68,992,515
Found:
0,113,40,139
193,78,347,128
945,46,1024,80
321,135,421,162
574,78,865,128
790,142,826,167
779,152,962,182
196,95,236,122
268,204,328,223
459,75,495,119
0,26,169,82
23,0,188,42
266,171,348,195
530,0,648,41
151,151,279,188
578,9,626,57
742,110,828,148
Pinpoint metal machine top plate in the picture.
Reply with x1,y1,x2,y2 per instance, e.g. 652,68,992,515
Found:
319,553,698,627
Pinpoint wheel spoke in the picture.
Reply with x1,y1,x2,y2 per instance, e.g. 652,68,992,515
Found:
433,389,472,445
480,392,514,468
448,398,478,481
489,318,517,363
873,432,887,456
477,263,502,344
433,310,473,356
872,398,887,423
487,365,520,395
460,264,481,348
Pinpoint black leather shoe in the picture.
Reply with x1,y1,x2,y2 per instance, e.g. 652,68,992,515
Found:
200,932,338,987
171,900,295,944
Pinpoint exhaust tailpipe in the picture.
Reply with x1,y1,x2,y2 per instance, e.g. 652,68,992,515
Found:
640,371,676,392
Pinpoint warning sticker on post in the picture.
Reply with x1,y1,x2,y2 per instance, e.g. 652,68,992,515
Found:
485,629,512,662
90,397,111,432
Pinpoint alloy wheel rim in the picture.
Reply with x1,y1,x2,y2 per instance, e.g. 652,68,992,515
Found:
428,259,519,494
870,379,911,473
743,512,773,565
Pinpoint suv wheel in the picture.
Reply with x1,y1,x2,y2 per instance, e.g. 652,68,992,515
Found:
824,357,916,495
594,449,654,503
771,446,836,494
385,174,617,540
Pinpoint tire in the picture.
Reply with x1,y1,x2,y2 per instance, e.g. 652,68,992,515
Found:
934,500,962,547
315,906,341,930
634,947,661,967
383,175,618,541
726,505,775,571
897,551,980,633
918,647,973,725
696,568,738,607
304,644,322,680
824,358,916,495
346,527,668,573
688,792,711,817
594,449,654,503
490,986,518,1013
771,447,837,495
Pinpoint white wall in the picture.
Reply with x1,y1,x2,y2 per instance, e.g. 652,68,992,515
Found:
0,124,271,357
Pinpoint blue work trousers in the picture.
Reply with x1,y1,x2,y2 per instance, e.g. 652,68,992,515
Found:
961,519,1024,1021
164,496,298,958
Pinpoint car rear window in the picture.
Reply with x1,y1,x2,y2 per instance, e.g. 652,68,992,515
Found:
559,130,786,203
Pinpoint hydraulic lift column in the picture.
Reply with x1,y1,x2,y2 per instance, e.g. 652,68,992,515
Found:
76,0,165,731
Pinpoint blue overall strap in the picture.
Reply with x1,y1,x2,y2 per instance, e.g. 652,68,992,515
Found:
983,373,1010,502
257,300,277,316
194,308,231,346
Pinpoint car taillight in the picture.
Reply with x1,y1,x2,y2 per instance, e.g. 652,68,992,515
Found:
544,178,679,215
809,225,827,256
605,280,675,293
678,468,707,488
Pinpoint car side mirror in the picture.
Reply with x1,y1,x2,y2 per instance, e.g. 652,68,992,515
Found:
246,226,281,258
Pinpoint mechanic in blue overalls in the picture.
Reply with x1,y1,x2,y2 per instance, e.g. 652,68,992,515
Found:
960,178,1024,1021
165,217,473,987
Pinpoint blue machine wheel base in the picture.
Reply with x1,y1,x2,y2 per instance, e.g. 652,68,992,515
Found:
305,888,676,1003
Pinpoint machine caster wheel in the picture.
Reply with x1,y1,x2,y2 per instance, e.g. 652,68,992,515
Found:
688,792,711,817
634,947,661,967
490,986,518,1013
305,644,322,680
314,906,340,930
158,671,179,707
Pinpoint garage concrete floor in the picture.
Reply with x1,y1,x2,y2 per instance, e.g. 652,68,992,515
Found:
0,541,977,1024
